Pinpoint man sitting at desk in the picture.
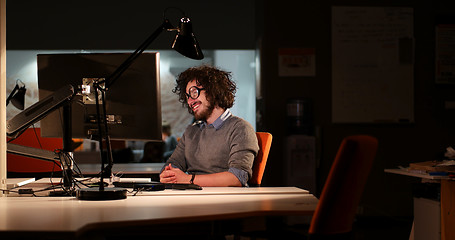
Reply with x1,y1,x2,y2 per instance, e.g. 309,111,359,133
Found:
159,65,259,187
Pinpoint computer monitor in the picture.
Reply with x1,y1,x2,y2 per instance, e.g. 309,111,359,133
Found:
37,52,162,142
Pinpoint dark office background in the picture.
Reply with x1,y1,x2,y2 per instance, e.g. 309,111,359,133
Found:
6,0,455,223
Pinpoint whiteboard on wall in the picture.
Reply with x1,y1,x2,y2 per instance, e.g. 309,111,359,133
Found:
332,7,414,123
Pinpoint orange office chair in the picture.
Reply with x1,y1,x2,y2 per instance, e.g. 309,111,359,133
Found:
248,132,272,187
7,128,63,177
308,135,378,240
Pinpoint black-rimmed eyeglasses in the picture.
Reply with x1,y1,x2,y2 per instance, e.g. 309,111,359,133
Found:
186,86,205,100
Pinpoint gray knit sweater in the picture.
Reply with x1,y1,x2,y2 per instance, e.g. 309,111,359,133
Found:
164,114,259,185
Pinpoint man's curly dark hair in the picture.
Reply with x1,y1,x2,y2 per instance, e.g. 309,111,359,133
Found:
173,65,237,113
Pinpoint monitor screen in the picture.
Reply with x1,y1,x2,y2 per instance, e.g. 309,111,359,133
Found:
37,52,162,142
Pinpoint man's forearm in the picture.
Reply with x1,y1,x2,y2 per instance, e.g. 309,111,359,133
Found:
191,172,242,187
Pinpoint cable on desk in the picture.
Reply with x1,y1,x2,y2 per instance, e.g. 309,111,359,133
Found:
132,188,144,196
74,177,101,189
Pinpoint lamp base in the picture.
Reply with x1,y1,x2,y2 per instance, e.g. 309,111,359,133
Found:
76,187,127,201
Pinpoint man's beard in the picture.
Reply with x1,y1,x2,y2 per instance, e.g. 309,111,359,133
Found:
192,103,215,121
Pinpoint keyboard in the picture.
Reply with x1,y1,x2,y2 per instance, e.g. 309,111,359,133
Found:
113,181,202,191
165,183,202,190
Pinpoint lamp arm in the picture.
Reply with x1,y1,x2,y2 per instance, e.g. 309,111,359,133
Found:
99,19,173,89
7,143,59,163
6,84,75,139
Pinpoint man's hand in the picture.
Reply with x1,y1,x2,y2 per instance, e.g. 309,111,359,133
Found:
159,164,191,183
160,164,242,187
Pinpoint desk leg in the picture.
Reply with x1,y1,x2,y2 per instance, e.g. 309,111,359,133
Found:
409,221,414,240
441,180,455,240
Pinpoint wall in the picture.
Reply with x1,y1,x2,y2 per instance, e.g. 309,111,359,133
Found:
5,49,256,138
259,0,455,218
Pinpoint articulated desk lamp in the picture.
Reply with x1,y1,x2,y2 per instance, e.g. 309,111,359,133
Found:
6,7,203,200
6,79,26,110
77,8,203,200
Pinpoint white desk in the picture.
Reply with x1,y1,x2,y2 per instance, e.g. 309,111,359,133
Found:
0,184,317,239
384,168,450,180
386,168,455,240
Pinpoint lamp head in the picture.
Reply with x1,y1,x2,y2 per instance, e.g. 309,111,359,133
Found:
11,86,26,110
6,81,26,110
171,17,204,60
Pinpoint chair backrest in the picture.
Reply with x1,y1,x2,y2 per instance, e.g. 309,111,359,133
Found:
248,132,272,187
7,128,63,175
309,135,378,238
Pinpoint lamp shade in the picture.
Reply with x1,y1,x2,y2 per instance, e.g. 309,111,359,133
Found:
172,17,204,60
6,84,26,110
11,86,26,110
